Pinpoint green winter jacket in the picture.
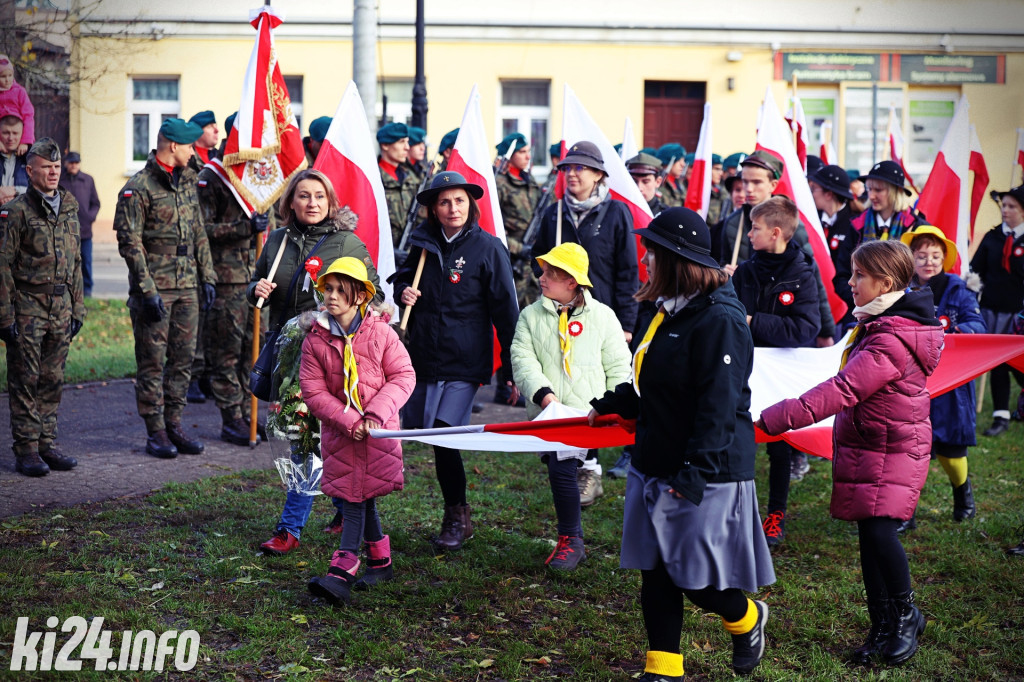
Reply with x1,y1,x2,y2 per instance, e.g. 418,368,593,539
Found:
511,289,632,420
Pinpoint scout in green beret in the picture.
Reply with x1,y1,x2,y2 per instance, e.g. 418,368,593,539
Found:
188,111,219,166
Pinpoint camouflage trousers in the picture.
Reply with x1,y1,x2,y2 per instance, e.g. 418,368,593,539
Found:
191,286,208,380
130,288,198,433
204,283,260,420
6,305,73,456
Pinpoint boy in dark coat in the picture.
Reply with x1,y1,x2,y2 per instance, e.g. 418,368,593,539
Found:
732,195,820,548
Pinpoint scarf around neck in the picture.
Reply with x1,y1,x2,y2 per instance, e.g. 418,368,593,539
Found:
852,290,905,321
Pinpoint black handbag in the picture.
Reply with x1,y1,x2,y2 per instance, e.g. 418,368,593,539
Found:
250,234,329,401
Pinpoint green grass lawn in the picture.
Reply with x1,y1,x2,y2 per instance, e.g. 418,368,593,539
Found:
1,430,1023,680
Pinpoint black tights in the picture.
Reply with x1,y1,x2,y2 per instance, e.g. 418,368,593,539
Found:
338,498,383,554
432,420,467,507
641,559,748,653
545,454,583,537
766,440,792,513
990,363,1024,413
858,517,911,600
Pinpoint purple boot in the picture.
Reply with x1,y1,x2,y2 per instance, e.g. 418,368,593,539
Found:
355,535,394,590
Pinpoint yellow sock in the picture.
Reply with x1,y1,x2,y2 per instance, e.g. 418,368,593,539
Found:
722,598,759,635
938,455,968,488
645,650,684,677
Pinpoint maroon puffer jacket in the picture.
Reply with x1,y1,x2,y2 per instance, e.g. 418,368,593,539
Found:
760,291,944,521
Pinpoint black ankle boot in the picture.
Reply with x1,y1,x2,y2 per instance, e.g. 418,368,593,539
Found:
166,422,204,455
884,591,925,664
851,597,892,664
952,478,976,521
895,512,916,534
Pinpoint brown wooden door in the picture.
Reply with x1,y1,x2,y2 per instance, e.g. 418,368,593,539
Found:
643,81,705,151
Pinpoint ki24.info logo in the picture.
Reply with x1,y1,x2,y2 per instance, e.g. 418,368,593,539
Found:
10,616,199,672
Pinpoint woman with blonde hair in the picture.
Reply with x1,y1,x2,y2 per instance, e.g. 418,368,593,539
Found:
852,161,925,242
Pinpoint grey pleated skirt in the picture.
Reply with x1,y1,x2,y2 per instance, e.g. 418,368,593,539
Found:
620,466,776,592
403,380,479,429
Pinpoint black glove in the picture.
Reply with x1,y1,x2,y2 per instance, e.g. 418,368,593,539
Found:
142,294,167,323
0,322,18,345
201,283,217,311
250,212,270,233
69,318,83,340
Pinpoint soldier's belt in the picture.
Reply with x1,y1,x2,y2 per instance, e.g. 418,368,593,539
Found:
147,244,194,256
17,282,67,295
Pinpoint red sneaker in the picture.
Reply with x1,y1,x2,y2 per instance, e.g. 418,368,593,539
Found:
260,530,299,555
762,510,785,548
545,535,586,571
323,512,344,535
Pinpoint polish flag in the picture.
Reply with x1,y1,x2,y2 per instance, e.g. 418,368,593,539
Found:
314,81,396,305
888,107,919,194
784,97,809,172
1015,128,1024,178
818,120,836,166
620,117,639,161
684,103,713,220
757,87,847,323
968,124,990,240
373,334,1024,459
220,6,307,214
446,84,507,245
560,83,653,278
916,97,971,276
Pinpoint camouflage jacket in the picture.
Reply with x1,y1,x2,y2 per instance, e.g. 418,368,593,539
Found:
0,185,85,325
380,161,419,246
495,170,542,256
706,187,724,226
659,176,685,208
114,153,217,296
197,166,275,285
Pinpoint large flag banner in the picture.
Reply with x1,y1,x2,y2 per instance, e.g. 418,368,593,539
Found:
785,97,809,172
888,107,919,194
620,117,638,161
818,120,836,166
314,81,396,305
446,85,507,245
684,103,713,220
757,87,847,323
916,97,971,276
968,124,990,240
220,6,307,214
1015,128,1024,182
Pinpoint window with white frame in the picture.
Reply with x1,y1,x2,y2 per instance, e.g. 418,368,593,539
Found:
375,78,414,127
498,79,551,178
128,77,180,169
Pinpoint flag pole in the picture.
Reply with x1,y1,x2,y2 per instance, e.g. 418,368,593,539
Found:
398,249,426,340
1011,128,1023,187
791,75,798,150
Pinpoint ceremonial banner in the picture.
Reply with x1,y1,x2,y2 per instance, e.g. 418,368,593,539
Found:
220,6,307,214
1015,128,1024,180
684,103,713,220
314,81,396,304
785,97,809,172
620,117,638,161
968,124,990,239
888,106,919,194
818,120,836,166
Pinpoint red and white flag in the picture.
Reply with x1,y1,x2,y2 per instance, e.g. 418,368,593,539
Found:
1015,128,1024,181
620,117,638,161
968,124,990,240
916,97,971,276
220,6,307,214
446,84,507,245
888,107,919,194
818,120,836,166
784,97,809,172
684,103,713,220
757,87,847,323
314,81,396,304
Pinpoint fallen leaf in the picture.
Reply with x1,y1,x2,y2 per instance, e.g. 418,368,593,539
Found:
524,656,551,665
139,581,164,592
476,659,494,668
290,614,308,625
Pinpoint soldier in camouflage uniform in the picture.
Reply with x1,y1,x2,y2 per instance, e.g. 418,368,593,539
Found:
655,143,687,208
114,118,218,460
0,139,84,477
706,153,726,227
377,122,419,247
196,161,272,447
494,132,542,308
436,128,459,174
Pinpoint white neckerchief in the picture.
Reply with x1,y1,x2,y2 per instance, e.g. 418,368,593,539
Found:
658,292,696,316
852,290,905,321
821,203,846,227
1002,221,1024,240
876,212,892,229
442,228,463,244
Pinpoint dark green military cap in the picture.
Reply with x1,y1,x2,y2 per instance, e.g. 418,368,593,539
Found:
626,152,662,176
496,132,527,156
712,153,723,165
225,111,238,135
549,142,561,158
376,122,409,145
656,143,686,166
639,147,657,156
27,137,61,162
408,126,426,145
309,116,332,142
741,150,783,179
722,152,746,170
684,152,696,164
439,128,460,154
159,118,203,144
189,110,216,128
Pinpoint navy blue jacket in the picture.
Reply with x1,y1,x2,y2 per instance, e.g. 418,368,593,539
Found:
824,205,858,328
970,226,1024,314
732,241,821,348
392,221,519,385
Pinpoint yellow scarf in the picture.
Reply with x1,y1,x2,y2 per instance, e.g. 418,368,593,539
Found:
341,335,364,414
631,309,666,395
839,324,862,370
558,306,572,379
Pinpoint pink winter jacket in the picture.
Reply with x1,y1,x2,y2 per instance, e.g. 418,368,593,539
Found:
760,300,944,521
300,311,416,503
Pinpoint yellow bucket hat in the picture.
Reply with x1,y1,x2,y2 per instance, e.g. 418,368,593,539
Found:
315,257,377,300
535,242,592,287
900,225,957,273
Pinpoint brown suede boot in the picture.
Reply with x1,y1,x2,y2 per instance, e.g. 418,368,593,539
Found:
434,504,473,550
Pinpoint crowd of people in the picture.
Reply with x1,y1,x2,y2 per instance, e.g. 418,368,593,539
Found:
3,86,1024,677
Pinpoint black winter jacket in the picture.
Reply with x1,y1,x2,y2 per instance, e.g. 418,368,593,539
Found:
591,279,756,506
732,241,821,347
970,226,1024,314
531,196,639,332
392,221,519,384
824,205,858,327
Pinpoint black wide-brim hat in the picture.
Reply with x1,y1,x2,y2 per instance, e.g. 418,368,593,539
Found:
723,175,742,193
859,160,913,196
416,170,484,205
810,164,856,201
634,207,720,270
996,185,1024,208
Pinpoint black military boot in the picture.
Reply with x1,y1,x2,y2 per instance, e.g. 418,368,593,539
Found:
851,597,892,664
166,422,204,455
15,451,50,477
186,380,207,404
884,591,926,664
39,444,77,471
952,478,976,521
145,430,178,459
221,417,254,447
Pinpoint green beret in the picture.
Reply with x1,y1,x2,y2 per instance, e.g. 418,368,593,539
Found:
188,110,216,128
496,132,527,156
159,118,203,145
613,143,623,154
549,142,561,158
712,153,723,166
27,137,60,162
376,122,409,145
656,143,686,166
408,126,426,145
224,111,237,136
722,152,746,170
684,152,695,164
439,128,460,154
309,116,332,142
626,152,663,176
639,147,657,156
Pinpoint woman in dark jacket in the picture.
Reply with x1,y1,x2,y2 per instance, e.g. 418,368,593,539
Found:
589,208,775,680
249,169,383,556
392,171,520,551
